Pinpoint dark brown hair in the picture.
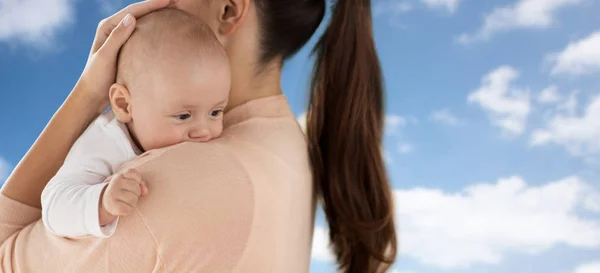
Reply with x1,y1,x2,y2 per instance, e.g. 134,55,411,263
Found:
255,0,397,272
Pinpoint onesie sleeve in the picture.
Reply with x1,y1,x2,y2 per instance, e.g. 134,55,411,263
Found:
41,112,136,238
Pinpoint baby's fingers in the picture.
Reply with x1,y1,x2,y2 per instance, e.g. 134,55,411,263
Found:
140,181,149,196
120,178,142,196
116,191,140,208
111,202,134,216
120,168,142,182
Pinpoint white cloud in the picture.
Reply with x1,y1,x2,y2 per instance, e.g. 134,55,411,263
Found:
0,0,75,47
297,112,307,134
430,109,464,126
457,0,584,44
537,85,562,104
312,226,335,261
0,157,11,183
398,175,600,268
557,90,579,115
530,94,600,156
386,115,407,136
550,31,600,76
421,0,461,13
386,114,416,157
573,261,600,273
585,192,600,212
312,175,600,269
468,66,531,136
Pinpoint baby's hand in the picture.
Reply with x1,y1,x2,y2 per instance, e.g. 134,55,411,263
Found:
99,168,148,225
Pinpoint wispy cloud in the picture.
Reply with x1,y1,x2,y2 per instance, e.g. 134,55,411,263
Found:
537,85,562,104
556,90,579,116
312,175,600,269
457,0,584,44
386,114,416,160
530,93,600,156
384,150,395,164
549,31,600,76
468,66,531,136
373,0,414,28
386,114,408,136
374,0,413,16
421,0,462,13
397,143,414,154
388,270,413,273
0,0,76,47
430,109,464,126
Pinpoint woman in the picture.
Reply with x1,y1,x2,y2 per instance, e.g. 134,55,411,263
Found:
0,0,396,272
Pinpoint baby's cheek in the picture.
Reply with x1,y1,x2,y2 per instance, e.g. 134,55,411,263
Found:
161,130,187,147
211,122,224,138
144,128,184,150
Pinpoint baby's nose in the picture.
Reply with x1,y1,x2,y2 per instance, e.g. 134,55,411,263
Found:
188,127,211,142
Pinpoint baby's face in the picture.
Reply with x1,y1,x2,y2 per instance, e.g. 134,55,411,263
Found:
127,52,231,151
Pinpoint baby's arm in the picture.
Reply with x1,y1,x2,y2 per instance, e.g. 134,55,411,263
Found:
41,113,135,238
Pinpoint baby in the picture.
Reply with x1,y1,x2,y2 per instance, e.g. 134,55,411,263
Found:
41,9,231,237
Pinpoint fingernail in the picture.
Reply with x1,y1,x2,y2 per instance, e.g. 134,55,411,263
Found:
122,14,133,27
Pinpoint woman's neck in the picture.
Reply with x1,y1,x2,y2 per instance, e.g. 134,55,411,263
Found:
225,59,283,112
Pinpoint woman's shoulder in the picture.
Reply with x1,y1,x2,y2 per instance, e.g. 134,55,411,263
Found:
116,121,314,271
223,116,311,178
121,141,254,272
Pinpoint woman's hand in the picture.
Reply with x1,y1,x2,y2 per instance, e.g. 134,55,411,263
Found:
75,0,177,113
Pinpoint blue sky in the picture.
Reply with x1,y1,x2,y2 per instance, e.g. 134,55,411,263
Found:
1,0,600,273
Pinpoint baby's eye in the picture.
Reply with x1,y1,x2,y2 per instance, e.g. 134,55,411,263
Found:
210,110,223,117
175,113,191,121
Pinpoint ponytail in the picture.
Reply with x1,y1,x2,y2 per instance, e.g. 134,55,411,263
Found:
307,0,397,272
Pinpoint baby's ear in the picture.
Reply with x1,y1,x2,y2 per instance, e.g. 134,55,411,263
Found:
109,83,133,123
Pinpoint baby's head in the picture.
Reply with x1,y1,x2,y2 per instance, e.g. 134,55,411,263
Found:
110,8,231,152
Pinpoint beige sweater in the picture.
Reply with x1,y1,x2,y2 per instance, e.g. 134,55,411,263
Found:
0,95,316,273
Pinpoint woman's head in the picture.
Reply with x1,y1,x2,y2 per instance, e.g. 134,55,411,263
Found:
175,0,397,272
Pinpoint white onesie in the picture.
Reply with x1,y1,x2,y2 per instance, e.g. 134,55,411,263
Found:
41,111,141,238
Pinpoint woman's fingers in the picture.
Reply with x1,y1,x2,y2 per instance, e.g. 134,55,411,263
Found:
91,0,175,53
95,14,136,59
